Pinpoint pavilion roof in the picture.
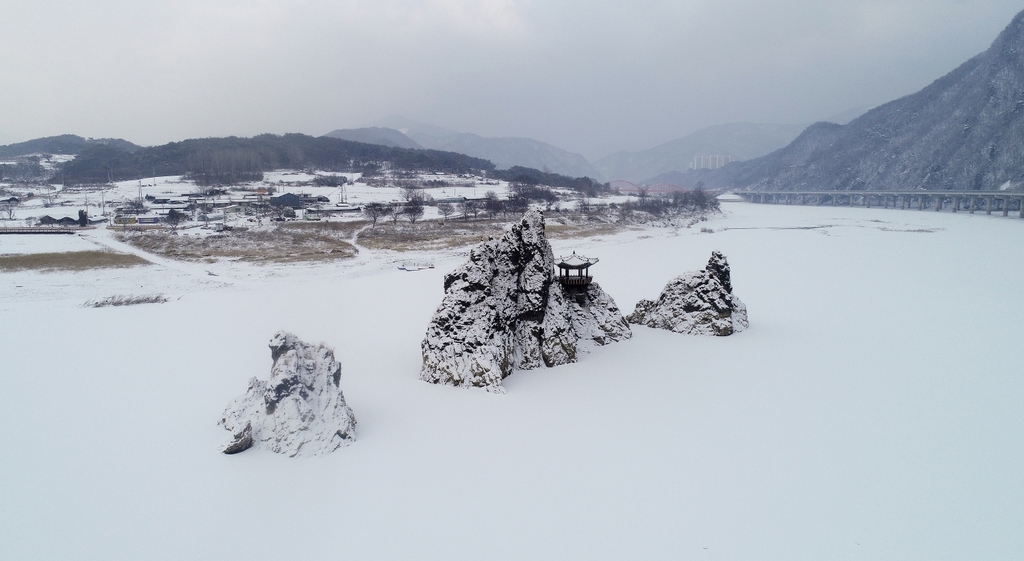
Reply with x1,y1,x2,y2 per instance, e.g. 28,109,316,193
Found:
556,251,598,269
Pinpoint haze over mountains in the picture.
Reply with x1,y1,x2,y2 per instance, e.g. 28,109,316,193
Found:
694,8,1024,193
320,127,422,150
324,118,814,183
328,117,603,180
594,123,806,183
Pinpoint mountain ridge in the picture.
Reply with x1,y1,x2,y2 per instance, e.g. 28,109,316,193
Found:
0,134,140,159
695,8,1024,192
370,117,604,180
595,122,806,183
322,127,423,149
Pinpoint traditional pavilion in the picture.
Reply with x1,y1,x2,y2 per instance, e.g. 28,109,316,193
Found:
555,251,598,286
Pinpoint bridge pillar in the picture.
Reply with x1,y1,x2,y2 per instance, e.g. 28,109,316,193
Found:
901,196,907,210
1002,198,1009,217
832,194,837,206
935,195,943,211
969,197,977,214
918,196,924,210
865,194,871,208
1019,197,1024,218
849,194,854,207
952,197,959,213
884,195,889,209
986,197,993,215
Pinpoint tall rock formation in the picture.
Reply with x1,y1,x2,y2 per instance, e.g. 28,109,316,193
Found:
701,9,1024,192
219,332,357,456
627,251,748,336
420,210,631,393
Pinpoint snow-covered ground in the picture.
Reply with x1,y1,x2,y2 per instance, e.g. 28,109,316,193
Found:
1,170,513,226
1,203,1022,560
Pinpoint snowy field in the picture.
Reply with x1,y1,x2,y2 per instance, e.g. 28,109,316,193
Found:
1,202,1022,560
1,170,511,226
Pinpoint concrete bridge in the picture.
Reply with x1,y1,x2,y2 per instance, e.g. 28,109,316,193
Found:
735,190,1024,218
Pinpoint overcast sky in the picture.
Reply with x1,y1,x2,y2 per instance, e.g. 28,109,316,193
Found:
1,1,1021,159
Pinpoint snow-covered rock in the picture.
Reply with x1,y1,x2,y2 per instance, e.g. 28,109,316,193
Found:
219,332,357,456
420,210,631,393
627,251,748,336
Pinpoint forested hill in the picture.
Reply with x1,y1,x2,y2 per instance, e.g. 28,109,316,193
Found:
696,8,1024,193
53,133,497,184
0,135,140,159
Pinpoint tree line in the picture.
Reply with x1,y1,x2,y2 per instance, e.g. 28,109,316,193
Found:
52,134,497,185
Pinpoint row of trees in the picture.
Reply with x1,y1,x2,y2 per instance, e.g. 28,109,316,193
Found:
185,149,264,186
362,200,425,227
0,159,47,182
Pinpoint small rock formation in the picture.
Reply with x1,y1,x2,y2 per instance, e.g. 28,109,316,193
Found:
627,251,748,336
421,210,631,393
219,332,356,456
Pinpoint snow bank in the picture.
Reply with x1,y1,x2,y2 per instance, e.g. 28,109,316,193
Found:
627,250,748,335
219,331,356,456
420,209,631,392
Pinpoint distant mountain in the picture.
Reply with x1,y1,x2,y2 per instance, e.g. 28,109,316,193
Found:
323,127,422,149
372,117,604,180
594,123,805,183
0,134,140,159
701,8,1024,192
55,134,495,184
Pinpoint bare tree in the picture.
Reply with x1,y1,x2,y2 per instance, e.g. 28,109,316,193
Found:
0,200,18,220
437,202,455,222
390,203,403,224
404,199,425,224
402,186,423,203
507,197,528,215
458,200,479,220
484,192,503,218
164,209,184,232
363,202,390,228
637,187,649,208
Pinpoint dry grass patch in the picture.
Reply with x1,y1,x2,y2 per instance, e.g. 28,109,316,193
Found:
357,219,507,252
0,251,150,272
544,221,631,239
278,220,366,238
357,216,636,251
116,224,359,264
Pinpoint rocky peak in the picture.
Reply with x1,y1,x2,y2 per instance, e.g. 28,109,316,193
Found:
421,210,631,393
627,251,748,336
220,331,356,456
706,250,732,294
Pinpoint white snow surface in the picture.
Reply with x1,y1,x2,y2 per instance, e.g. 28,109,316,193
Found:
2,203,1023,560
219,331,356,456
